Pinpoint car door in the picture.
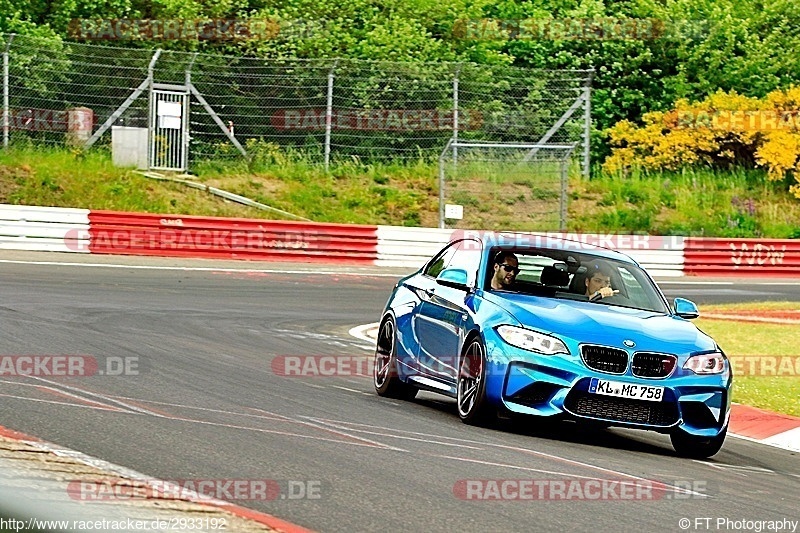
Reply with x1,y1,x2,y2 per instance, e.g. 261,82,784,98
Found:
415,239,482,384
400,241,460,376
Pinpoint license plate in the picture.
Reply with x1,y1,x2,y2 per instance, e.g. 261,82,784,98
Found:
589,378,664,402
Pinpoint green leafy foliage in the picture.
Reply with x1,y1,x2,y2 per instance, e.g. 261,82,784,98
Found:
3,0,800,170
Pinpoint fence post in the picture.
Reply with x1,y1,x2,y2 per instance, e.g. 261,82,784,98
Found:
146,49,161,170
439,157,446,229
560,159,568,231
438,138,454,229
324,61,336,172
452,65,461,164
583,70,594,179
3,34,15,149
184,52,198,172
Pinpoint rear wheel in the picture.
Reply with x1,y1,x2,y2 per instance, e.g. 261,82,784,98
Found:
457,337,493,425
670,427,727,459
373,317,417,400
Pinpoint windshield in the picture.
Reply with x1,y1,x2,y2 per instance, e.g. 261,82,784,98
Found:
487,248,670,314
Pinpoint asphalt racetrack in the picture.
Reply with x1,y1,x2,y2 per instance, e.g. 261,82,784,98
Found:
0,253,798,532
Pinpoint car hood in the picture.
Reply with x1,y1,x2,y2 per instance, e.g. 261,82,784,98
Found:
493,294,716,354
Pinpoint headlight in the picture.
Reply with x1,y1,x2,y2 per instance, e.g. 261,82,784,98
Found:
683,352,727,374
496,325,569,355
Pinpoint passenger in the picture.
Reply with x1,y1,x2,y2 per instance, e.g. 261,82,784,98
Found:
585,260,620,301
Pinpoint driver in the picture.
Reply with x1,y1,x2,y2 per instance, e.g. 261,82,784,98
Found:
491,251,519,290
585,260,619,301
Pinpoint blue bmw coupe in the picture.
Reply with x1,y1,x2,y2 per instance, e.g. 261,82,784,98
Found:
373,233,731,458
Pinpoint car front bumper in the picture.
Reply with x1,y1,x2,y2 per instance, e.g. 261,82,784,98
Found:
484,334,731,437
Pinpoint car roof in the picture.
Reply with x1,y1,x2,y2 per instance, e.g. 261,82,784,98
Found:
468,231,638,265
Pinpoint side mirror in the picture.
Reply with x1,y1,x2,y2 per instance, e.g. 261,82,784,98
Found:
674,298,699,319
436,267,470,291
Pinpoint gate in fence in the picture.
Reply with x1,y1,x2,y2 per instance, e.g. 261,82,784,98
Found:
439,140,577,231
149,86,189,171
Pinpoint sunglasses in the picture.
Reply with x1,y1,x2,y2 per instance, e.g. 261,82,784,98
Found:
499,264,520,274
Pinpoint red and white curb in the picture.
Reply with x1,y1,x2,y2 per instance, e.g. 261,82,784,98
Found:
728,404,800,452
0,425,313,533
347,322,379,346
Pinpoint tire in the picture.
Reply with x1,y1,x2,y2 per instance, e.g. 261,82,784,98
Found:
373,316,417,400
670,427,727,459
457,337,494,425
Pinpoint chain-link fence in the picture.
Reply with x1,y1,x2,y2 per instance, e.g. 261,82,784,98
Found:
1,32,592,174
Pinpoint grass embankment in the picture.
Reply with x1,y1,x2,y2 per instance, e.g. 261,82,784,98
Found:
570,168,800,238
2,146,800,236
697,302,800,417
0,147,434,225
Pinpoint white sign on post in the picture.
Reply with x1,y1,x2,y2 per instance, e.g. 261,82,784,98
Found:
157,101,182,130
444,204,464,220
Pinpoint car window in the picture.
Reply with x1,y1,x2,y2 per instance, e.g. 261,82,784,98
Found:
613,264,668,312
515,255,552,283
447,239,482,286
423,241,459,278
486,247,669,313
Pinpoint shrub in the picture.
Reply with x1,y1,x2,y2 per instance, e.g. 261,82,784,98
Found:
603,87,800,198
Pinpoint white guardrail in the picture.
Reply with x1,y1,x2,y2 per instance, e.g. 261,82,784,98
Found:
0,203,685,276
0,205,90,253
377,226,686,277
375,226,456,270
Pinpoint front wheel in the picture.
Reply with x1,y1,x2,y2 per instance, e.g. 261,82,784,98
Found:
457,337,494,425
373,316,417,400
670,427,727,459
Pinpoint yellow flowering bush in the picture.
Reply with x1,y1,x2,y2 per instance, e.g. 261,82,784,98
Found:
603,87,800,198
